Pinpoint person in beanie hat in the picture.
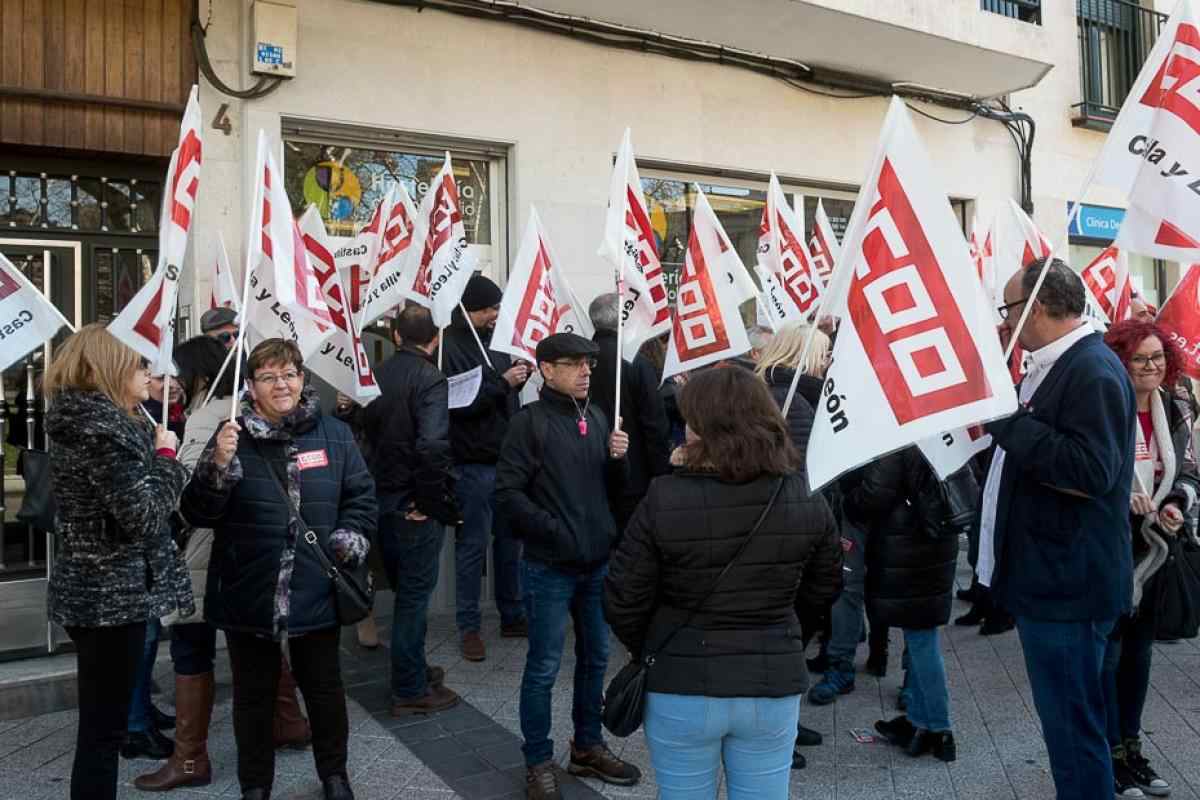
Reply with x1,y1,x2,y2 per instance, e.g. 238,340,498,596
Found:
496,332,640,800
442,273,531,662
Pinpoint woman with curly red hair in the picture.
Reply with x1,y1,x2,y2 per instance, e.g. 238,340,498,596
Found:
1102,319,1199,798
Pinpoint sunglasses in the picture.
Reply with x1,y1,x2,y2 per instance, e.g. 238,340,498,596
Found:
215,332,236,345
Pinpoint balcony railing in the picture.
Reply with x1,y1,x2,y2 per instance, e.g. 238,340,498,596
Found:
982,0,1042,25
1074,0,1168,130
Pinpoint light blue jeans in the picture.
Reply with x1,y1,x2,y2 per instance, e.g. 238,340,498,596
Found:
644,692,799,800
902,627,951,733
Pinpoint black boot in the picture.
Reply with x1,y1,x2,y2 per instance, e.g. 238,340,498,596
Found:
322,775,355,800
791,748,807,770
120,728,175,760
954,604,988,626
907,729,957,762
979,612,1015,636
795,723,823,747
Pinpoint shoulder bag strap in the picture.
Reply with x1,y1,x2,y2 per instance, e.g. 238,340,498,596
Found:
644,476,786,665
248,437,342,580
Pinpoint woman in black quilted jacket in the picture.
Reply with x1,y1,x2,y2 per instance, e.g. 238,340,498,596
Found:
42,323,192,800
181,338,377,800
604,367,843,800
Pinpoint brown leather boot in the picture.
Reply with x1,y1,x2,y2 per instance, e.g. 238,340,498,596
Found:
273,655,312,750
134,672,215,790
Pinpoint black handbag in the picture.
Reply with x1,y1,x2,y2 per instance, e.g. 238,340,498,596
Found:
602,477,786,737
1153,532,1200,641
15,448,57,532
255,441,375,627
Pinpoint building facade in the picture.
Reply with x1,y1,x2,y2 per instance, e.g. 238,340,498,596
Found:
0,0,1178,658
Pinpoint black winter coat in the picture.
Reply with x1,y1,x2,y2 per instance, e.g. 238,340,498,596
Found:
845,447,959,630
762,366,816,458
590,330,671,500
361,346,457,521
181,392,377,638
496,387,628,570
442,312,520,465
604,472,843,698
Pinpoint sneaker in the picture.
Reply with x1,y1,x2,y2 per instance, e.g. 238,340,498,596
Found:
1126,751,1171,797
501,618,529,638
526,761,563,800
567,741,641,786
874,716,916,748
1115,760,1148,798
808,664,855,705
391,685,460,717
461,631,486,662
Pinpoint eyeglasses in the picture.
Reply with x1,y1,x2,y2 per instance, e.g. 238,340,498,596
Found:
253,371,302,386
549,357,597,370
1130,352,1166,369
997,296,1031,321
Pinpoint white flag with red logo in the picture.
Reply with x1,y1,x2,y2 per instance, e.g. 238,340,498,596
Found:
1155,263,1200,378
1097,0,1200,261
297,206,380,405
757,172,824,320
0,253,72,372
662,188,753,380
807,97,1017,491
1081,245,1133,324
808,199,841,286
209,232,239,311
357,183,423,328
398,153,477,328
493,207,593,363
243,131,333,358
754,265,802,332
109,86,202,372
597,129,673,354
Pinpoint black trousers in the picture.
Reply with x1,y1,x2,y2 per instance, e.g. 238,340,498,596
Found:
67,622,146,800
226,626,349,791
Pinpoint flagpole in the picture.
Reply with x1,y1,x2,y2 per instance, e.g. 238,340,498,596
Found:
1003,164,1101,362
779,320,825,419
614,154,633,434
459,301,495,370
230,251,256,424
202,345,237,409
437,328,444,371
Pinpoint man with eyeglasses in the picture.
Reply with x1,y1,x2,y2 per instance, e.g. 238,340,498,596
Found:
496,332,640,800
200,307,238,350
980,257,1136,800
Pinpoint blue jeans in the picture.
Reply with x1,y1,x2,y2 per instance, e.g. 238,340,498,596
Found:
379,511,445,698
170,622,218,676
127,617,161,733
519,560,609,767
645,693,799,800
455,463,524,632
825,521,865,665
1102,616,1155,745
902,627,951,732
1016,616,1116,800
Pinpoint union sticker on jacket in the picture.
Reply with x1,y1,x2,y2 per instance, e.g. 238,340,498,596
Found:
297,449,329,471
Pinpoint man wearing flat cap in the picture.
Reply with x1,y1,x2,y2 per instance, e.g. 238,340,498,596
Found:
496,333,640,800
200,306,238,350
442,274,532,662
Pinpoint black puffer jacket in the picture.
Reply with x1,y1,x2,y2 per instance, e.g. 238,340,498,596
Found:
442,311,520,465
181,390,377,638
846,447,959,630
361,346,457,521
496,387,627,570
762,366,816,458
604,471,843,698
45,390,192,628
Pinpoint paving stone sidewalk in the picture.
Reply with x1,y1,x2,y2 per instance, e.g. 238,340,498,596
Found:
4,556,1200,799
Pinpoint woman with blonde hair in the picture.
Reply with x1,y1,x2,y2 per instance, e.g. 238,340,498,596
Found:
754,323,830,457
42,323,193,800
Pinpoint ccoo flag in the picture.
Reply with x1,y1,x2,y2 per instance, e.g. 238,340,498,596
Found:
0,253,73,372
399,153,477,328
662,188,752,380
1081,245,1133,325
1154,263,1200,378
807,97,1017,491
357,182,423,328
757,171,824,321
808,199,841,286
493,207,593,363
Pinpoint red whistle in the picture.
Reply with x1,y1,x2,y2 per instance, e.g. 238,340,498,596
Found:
578,418,588,437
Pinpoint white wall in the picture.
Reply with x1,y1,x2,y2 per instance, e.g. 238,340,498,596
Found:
191,0,1130,316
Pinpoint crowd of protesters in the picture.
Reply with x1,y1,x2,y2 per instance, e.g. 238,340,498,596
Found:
38,263,1197,800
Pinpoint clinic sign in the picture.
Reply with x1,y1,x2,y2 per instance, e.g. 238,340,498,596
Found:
1067,202,1126,242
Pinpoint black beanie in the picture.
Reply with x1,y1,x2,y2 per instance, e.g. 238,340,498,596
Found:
460,274,503,312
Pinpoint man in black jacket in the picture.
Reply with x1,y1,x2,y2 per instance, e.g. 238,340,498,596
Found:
496,333,640,800
982,259,1135,800
588,293,671,531
443,275,531,661
361,305,462,716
